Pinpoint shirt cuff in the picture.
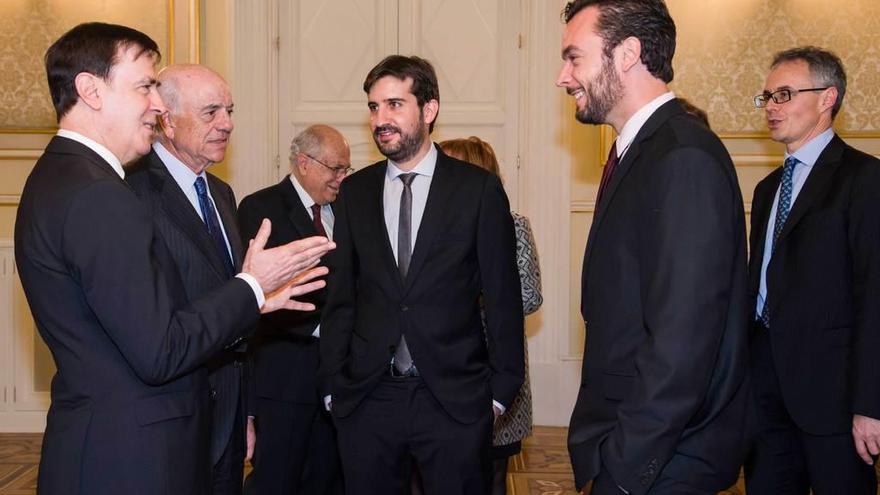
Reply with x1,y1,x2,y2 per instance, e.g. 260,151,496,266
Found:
323,394,332,411
312,324,321,338
236,273,265,308
493,400,506,415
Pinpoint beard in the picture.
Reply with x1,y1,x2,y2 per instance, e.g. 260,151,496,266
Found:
575,55,623,125
372,113,429,163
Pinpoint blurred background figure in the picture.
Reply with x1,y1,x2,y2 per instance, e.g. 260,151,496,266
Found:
439,136,543,495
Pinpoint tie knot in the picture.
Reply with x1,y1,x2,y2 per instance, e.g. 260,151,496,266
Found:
310,203,322,217
194,176,207,195
399,173,416,187
783,156,799,171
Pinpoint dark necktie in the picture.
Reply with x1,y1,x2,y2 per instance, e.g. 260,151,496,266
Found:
596,141,619,204
311,203,327,237
194,176,234,276
759,156,798,327
393,173,417,373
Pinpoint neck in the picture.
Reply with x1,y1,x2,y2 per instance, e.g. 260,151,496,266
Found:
607,78,669,133
59,111,124,163
158,137,208,175
785,120,833,154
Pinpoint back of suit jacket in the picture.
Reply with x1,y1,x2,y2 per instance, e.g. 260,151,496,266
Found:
569,100,750,494
748,135,880,434
320,151,524,425
126,149,248,465
14,137,258,495
238,177,327,404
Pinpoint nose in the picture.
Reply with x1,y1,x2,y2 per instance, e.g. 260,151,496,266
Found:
150,87,167,114
556,62,572,88
218,109,234,133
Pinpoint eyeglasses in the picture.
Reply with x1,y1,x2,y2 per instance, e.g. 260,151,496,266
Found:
753,87,830,108
302,153,354,177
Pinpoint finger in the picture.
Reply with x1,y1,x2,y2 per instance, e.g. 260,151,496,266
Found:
281,300,318,312
854,436,873,464
291,266,330,285
286,279,327,297
251,218,272,252
868,437,880,457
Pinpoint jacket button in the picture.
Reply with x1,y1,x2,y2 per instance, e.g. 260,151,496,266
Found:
209,389,218,400
400,305,408,312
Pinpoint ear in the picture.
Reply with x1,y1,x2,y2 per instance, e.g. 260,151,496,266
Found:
74,72,102,111
617,36,642,73
158,112,175,140
422,99,439,126
296,153,310,176
819,86,838,115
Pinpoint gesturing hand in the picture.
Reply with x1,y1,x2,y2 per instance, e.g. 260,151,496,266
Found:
242,219,335,294
853,414,880,464
260,266,329,314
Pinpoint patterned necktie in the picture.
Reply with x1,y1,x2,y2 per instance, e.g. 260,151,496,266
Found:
194,176,234,276
310,203,327,237
760,156,798,327
596,141,619,205
393,173,417,373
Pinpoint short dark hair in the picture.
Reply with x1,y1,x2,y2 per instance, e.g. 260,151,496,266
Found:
771,46,847,119
363,55,440,132
561,0,676,83
45,22,160,122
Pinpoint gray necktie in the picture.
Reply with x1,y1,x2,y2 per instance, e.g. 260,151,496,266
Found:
393,173,416,373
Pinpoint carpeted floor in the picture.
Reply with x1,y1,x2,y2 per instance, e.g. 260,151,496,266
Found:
0,427,745,494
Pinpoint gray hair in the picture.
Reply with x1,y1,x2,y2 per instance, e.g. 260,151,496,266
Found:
771,46,847,119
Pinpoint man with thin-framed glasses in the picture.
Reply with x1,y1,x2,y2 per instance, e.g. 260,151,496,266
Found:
745,46,880,495
239,124,350,495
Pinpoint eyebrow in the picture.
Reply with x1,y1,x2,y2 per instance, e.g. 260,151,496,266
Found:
561,45,578,60
202,103,233,112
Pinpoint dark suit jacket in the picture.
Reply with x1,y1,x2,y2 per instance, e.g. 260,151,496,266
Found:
126,149,248,466
748,134,880,434
238,177,327,405
319,149,524,424
568,100,751,494
14,136,259,494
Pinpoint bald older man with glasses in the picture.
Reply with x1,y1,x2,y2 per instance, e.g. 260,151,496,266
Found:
239,124,350,495
745,46,880,495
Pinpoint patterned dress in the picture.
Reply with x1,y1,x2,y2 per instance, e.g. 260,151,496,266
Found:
491,212,542,456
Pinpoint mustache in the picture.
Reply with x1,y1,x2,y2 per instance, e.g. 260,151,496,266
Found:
373,124,401,137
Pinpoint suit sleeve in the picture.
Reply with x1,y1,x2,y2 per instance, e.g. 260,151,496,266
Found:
237,194,321,340
478,175,525,408
848,156,880,419
602,147,741,491
63,179,260,385
317,184,357,398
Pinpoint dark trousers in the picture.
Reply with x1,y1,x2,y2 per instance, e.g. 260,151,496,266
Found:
243,398,343,495
745,325,877,495
590,465,712,495
334,376,492,495
211,399,245,495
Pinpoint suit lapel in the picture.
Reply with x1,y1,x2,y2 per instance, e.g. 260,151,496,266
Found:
147,151,231,279
582,99,683,279
747,170,780,293
775,135,844,245
278,176,319,239
209,174,244,269
402,153,456,294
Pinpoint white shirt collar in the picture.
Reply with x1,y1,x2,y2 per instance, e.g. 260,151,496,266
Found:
386,143,438,181
289,173,320,210
615,92,676,159
57,128,125,179
153,142,206,192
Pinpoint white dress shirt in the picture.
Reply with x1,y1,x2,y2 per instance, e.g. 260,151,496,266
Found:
383,144,437,257
614,91,676,161
57,129,125,179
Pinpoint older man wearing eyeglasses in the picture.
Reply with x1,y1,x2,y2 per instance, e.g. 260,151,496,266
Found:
239,124,350,495
745,46,880,495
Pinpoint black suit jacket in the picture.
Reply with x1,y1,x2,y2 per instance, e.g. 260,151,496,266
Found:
14,136,259,494
238,177,327,405
319,149,524,424
748,134,880,434
126,149,248,466
568,100,751,494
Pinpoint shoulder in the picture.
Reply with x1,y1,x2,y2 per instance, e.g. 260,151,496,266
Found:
239,180,285,212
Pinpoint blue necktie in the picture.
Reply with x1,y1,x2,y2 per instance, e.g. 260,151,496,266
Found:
194,176,234,276
760,156,798,327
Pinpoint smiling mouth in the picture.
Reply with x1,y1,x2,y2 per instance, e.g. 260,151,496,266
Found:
567,88,585,101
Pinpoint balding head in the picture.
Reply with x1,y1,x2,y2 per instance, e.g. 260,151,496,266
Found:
157,64,234,173
290,124,351,205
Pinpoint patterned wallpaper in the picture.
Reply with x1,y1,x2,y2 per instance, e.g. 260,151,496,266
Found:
668,0,880,133
0,0,169,129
